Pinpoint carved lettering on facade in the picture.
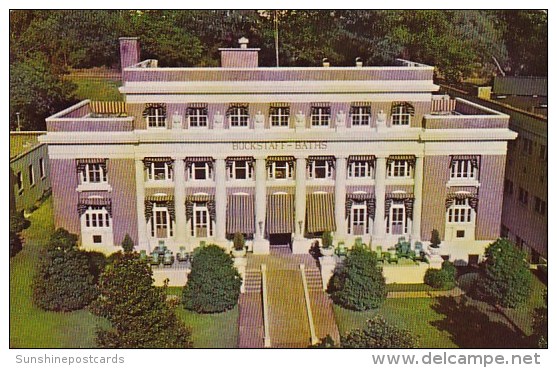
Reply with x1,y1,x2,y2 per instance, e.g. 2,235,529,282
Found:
232,141,328,151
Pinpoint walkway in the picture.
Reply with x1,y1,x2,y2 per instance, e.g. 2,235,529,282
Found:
386,287,465,299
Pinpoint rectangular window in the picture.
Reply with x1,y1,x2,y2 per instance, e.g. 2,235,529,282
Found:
28,164,35,186
229,107,249,127
191,162,212,180
539,144,547,161
387,160,411,178
269,107,290,127
391,106,411,126
39,158,45,178
16,171,23,193
348,161,373,178
447,198,473,223
268,161,292,180
450,160,476,179
230,160,253,180
351,106,371,126
518,187,529,205
93,235,102,244
309,160,333,179
534,196,546,216
456,230,465,238
147,107,166,128
83,206,111,228
522,138,533,155
82,163,107,184
192,205,212,237
311,107,330,127
149,162,172,181
188,107,208,128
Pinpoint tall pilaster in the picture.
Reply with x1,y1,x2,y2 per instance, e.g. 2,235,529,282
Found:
411,156,424,241
174,158,187,245
135,159,148,251
373,156,387,241
295,157,307,239
215,158,227,242
334,156,347,241
253,157,270,254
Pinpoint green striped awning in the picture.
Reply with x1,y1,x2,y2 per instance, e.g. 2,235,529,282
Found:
227,195,255,234
90,101,127,115
266,194,294,234
306,193,336,233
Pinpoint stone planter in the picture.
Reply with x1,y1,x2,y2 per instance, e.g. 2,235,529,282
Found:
428,245,440,256
321,247,335,257
231,248,247,258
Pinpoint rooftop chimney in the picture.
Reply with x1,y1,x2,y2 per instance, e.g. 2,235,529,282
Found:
322,58,330,67
119,37,141,70
219,37,260,68
355,57,363,67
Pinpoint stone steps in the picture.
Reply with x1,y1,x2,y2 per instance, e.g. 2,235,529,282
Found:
244,270,262,293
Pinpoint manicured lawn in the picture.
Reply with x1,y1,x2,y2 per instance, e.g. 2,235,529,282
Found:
166,287,239,348
334,298,457,348
66,69,122,101
9,197,108,348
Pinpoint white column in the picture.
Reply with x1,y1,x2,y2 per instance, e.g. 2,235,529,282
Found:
215,158,227,242
373,156,387,241
334,156,347,241
295,157,307,239
174,158,187,245
253,157,270,254
135,159,148,251
411,156,424,241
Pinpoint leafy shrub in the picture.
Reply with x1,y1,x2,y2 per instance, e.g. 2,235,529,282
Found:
322,231,333,249
536,264,547,284
32,228,98,311
121,234,135,253
310,334,337,348
341,315,418,348
328,246,386,310
424,261,457,289
233,232,245,251
532,291,547,348
477,238,531,308
10,211,30,234
10,231,23,258
91,252,192,348
182,244,242,313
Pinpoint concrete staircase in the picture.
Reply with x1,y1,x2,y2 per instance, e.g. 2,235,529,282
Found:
238,269,264,348
237,251,340,348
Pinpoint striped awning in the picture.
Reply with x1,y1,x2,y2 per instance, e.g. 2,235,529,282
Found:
144,157,173,171
146,195,174,202
391,102,415,116
351,101,373,107
185,195,215,222
348,155,376,164
431,98,456,112
445,192,479,210
184,157,214,171
387,155,416,167
385,193,414,218
90,101,127,115
76,158,106,173
266,156,295,169
77,197,112,216
311,102,330,108
142,103,166,118
226,156,254,169
306,155,336,169
227,195,255,234
188,103,208,108
450,155,480,170
345,193,375,220
145,195,175,222
270,102,290,108
306,193,336,233
266,194,294,234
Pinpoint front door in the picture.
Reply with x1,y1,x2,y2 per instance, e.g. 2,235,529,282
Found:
194,207,209,237
390,205,406,235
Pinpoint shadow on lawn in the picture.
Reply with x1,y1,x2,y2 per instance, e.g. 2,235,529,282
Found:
430,296,532,348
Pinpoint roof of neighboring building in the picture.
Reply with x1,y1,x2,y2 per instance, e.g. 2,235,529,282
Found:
493,76,547,96
10,132,46,160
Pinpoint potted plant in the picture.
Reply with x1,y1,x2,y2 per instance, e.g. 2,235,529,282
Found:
320,231,335,257
231,232,247,258
429,229,441,255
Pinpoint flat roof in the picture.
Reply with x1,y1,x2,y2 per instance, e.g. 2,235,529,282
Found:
10,132,46,159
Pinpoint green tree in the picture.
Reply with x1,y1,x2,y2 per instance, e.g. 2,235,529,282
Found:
430,229,441,248
478,238,531,308
91,252,192,348
121,234,135,253
32,228,98,311
328,245,386,311
10,53,76,130
341,315,418,348
532,291,547,348
182,244,242,313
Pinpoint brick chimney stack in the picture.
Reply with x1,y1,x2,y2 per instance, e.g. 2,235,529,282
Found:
119,37,141,70
219,37,260,68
